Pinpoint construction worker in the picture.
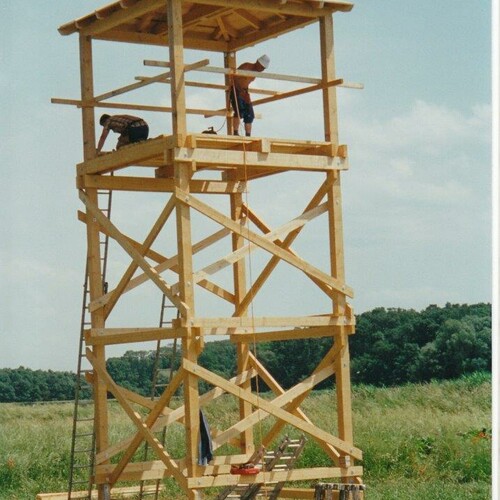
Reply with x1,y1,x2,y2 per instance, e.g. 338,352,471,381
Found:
229,54,270,137
97,114,149,152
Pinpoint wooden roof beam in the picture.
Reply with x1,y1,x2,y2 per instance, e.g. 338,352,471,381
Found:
227,14,313,51
80,0,165,36
233,9,262,30
182,4,231,30
189,0,353,17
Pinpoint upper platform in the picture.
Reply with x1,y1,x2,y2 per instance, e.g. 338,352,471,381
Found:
58,0,353,51
77,133,348,186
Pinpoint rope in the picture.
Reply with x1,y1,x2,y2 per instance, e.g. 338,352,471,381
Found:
230,77,269,495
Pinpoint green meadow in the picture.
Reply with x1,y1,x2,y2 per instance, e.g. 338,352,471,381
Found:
0,373,491,499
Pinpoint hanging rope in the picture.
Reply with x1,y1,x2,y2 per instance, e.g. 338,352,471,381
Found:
229,76,268,492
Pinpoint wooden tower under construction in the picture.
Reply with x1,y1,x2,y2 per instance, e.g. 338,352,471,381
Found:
47,0,364,498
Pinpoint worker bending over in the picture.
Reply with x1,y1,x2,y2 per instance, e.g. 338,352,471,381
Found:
97,114,149,152
230,54,270,137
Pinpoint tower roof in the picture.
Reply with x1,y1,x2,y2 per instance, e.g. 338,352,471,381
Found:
59,0,353,52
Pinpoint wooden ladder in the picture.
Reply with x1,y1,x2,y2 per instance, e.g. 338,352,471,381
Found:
217,435,307,500
137,297,179,500
67,188,112,500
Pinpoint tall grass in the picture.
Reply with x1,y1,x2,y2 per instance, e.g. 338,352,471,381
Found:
0,375,491,499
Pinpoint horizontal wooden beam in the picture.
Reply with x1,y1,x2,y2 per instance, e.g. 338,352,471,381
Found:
135,76,278,95
230,325,345,343
95,59,209,102
173,147,348,172
145,60,323,84
36,484,164,500
76,135,171,175
81,175,247,194
52,98,230,120
85,327,186,346
187,466,363,489
176,315,350,330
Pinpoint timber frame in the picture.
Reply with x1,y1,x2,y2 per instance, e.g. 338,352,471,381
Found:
48,1,364,499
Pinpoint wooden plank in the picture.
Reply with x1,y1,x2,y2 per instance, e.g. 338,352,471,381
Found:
78,36,110,497
182,359,362,460
229,14,315,52
82,175,247,194
77,135,171,175
79,0,165,36
95,59,209,102
145,60,323,84
180,315,348,329
79,190,189,315
37,485,164,500
85,327,186,346
230,325,341,343
174,147,347,172
251,78,343,107
53,97,230,119
187,466,363,489
135,77,278,96
178,191,353,297
277,488,316,499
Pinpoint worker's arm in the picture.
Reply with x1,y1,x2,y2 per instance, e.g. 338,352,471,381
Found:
97,128,109,153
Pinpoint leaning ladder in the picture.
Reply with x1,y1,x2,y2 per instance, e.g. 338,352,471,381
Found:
217,435,307,500
67,188,112,500
137,295,179,500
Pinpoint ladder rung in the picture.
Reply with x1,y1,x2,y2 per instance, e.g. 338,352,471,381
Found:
76,432,95,438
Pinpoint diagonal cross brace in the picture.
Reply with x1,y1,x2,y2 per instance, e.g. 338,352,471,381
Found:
175,190,353,298
79,190,189,315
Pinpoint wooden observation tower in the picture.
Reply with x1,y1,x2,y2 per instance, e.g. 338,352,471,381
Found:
48,0,364,498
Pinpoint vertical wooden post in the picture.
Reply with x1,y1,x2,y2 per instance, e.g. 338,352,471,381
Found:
319,13,355,465
167,1,200,495
224,51,236,136
167,0,186,146
79,34,109,499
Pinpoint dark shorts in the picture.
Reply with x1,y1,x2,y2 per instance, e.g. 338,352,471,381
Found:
230,89,255,124
128,123,149,143
117,122,149,148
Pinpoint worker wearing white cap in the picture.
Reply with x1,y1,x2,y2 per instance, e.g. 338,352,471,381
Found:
229,54,270,137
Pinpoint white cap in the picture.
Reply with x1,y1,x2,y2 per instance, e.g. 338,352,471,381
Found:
257,54,270,69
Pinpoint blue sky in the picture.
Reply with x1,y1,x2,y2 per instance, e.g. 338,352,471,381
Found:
0,1,493,370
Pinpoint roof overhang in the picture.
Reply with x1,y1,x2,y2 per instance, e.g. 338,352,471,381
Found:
59,0,353,52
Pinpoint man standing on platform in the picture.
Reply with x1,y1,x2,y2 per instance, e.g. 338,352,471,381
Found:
97,114,149,152
230,54,270,137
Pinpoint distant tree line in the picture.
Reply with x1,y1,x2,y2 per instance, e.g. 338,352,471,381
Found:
0,303,491,402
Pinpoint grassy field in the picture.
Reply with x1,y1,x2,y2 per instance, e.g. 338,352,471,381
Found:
0,373,491,499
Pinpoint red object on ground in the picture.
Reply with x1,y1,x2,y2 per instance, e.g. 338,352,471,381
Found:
230,463,260,475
